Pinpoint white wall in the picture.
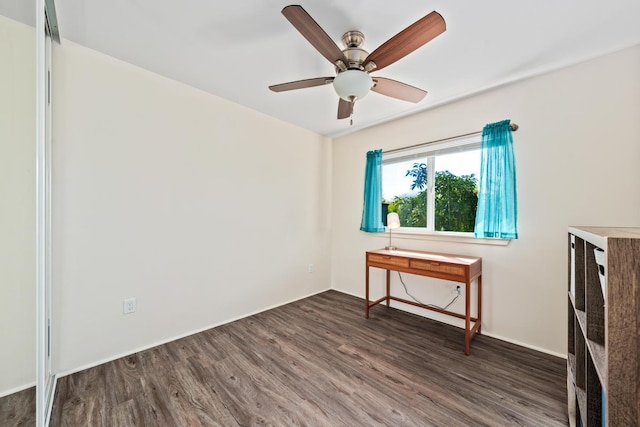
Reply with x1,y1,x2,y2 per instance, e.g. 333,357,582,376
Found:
52,41,332,374
0,15,35,396
331,45,640,356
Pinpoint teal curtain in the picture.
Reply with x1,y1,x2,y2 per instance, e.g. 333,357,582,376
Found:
360,149,385,232
474,120,518,239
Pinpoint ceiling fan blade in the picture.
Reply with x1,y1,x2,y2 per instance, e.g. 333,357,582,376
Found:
269,77,334,92
364,11,445,72
371,77,427,103
337,98,353,119
282,5,348,67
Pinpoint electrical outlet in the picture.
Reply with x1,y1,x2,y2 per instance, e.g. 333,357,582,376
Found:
454,285,461,295
123,298,136,314
308,264,314,273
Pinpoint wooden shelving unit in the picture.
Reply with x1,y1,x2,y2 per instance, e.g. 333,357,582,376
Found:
567,226,640,426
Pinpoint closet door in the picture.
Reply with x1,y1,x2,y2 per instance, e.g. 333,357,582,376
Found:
36,0,59,425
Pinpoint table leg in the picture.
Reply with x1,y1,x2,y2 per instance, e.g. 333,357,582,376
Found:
477,275,482,335
465,280,471,355
386,270,390,306
365,263,370,319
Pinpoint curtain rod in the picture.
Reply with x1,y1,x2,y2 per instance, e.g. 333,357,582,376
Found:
383,122,519,155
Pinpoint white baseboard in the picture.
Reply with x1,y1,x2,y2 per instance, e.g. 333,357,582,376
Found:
56,287,565,382
0,381,36,399
481,332,567,359
331,289,567,359
56,288,332,379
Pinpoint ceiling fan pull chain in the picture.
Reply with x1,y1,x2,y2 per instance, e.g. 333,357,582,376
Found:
350,101,355,126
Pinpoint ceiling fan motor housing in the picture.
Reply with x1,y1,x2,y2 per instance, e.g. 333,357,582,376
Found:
339,31,369,70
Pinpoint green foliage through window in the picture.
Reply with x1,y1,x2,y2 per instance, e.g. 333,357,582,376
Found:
385,162,479,232
434,171,478,232
388,189,426,227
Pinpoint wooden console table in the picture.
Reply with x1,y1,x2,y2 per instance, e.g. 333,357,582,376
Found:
365,248,482,355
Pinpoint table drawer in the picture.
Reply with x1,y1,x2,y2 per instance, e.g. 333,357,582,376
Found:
410,259,465,279
368,254,409,268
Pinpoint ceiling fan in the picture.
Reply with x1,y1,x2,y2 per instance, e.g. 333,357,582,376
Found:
269,5,446,123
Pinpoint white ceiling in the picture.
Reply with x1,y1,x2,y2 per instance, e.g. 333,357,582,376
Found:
4,1,640,137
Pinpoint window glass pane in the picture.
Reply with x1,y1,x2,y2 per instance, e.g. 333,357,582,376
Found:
382,158,427,228
434,149,480,232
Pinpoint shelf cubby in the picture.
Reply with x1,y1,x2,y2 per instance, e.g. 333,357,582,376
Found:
585,241,604,346
573,235,586,311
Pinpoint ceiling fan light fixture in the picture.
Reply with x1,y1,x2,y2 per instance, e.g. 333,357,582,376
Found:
333,69,373,101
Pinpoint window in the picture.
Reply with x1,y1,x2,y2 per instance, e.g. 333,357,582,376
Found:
382,137,480,233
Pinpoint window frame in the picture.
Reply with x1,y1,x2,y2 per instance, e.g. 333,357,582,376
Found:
382,135,506,244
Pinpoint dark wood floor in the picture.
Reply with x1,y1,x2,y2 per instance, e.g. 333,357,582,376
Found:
2,290,569,426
